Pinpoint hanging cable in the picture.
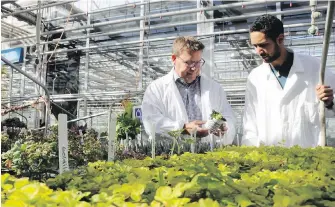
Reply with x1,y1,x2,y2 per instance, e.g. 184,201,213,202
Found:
47,2,74,62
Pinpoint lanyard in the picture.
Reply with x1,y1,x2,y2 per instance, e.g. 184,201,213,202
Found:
269,64,281,78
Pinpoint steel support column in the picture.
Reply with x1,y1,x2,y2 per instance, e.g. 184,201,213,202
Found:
276,2,282,21
197,0,214,77
138,0,145,90
83,1,91,117
34,0,42,128
20,46,27,122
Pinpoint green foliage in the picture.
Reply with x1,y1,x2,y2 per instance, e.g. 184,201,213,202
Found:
1,173,91,207
168,129,187,156
1,118,27,130
42,146,335,206
1,133,11,153
210,110,225,121
116,102,141,140
1,127,107,180
167,129,185,138
2,124,335,206
2,140,58,179
1,119,27,152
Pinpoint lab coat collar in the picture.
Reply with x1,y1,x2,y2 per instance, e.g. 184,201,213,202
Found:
165,68,211,121
266,51,304,80
282,52,305,95
264,51,306,102
166,67,207,84
163,69,175,85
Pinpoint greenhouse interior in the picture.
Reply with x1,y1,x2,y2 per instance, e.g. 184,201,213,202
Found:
1,0,335,206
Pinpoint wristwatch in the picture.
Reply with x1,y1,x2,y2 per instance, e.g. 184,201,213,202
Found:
326,101,334,109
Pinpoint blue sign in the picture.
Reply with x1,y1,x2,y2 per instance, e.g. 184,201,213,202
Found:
135,108,142,120
1,47,24,64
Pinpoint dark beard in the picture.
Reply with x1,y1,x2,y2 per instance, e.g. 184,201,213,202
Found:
261,44,281,63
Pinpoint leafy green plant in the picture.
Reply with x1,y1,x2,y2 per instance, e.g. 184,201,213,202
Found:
1,126,107,180
1,173,91,207
116,99,141,142
3,124,335,206
2,173,224,207
116,112,141,141
42,146,335,206
1,118,27,152
210,110,226,121
2,140,58,180
1,118,27,130
167,129,184,156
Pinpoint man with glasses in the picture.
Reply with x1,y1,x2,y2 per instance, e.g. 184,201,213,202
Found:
142,36,236,144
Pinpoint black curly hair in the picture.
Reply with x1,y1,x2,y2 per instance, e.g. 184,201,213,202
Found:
250,14,284,42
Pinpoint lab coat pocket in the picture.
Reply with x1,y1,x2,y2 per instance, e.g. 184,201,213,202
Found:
304,102,319,124
302,102,319,147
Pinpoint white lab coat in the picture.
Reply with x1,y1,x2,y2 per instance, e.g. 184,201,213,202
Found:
142,69,237,144
242,52,335,147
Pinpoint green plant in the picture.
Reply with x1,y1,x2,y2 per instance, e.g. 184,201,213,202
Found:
1,173,91,207
2,140,58,180
210,110,226,121
116,101,141,141
168,129,184,156
1,126,107,180
43,146,335,206
2,173,223,207
1,118,27,152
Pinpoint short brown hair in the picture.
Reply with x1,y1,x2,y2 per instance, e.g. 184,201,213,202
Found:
172,36,205,56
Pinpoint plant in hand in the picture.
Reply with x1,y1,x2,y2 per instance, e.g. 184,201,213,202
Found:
205,110,227,133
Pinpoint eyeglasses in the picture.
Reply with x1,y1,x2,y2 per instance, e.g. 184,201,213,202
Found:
177,57,205,68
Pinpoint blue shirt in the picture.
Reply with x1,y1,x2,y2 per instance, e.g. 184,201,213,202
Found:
270,51,294,89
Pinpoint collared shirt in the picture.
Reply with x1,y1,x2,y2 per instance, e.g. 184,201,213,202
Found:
270,51,294,89
173,70,202,121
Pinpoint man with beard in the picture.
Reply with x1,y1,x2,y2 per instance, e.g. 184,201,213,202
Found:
142,36,236,144
242,14,335,147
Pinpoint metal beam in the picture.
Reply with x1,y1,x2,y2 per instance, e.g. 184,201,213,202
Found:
27,7,328,47
37,19,332,56
1,0,77,18
0,0,284,42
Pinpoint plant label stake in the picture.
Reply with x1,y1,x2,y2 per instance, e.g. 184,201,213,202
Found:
210,133,214,152
148,120,156,159
58,114,69,174
134,138,138,152
108,112,117,161
190,127,197,153
236,133,240,146
125,132,129,151
79,129,84,145
140,125,143,147
97,131,101,141
219,132,223,148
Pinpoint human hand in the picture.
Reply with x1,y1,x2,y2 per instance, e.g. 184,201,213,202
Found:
212,122,228,137
316,85,334,106
184,120,208,138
